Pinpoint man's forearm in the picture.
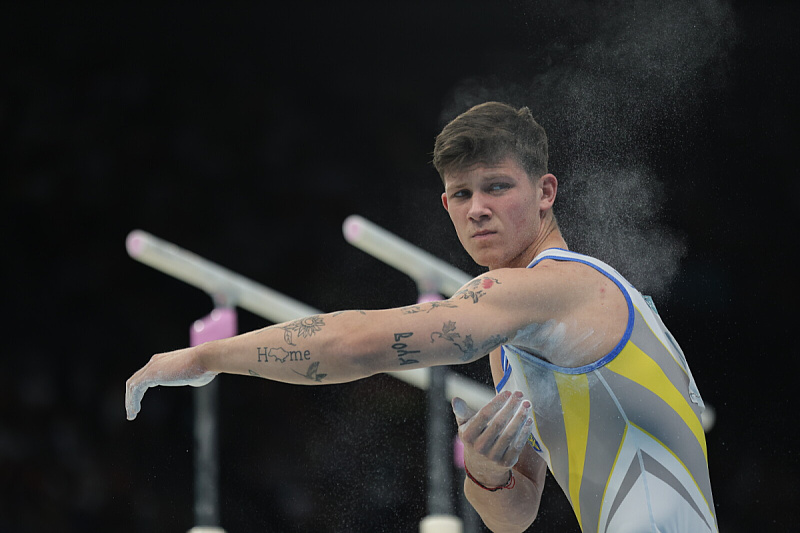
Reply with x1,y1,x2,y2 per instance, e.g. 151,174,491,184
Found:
196,301,510,385
126,305,469,419
197,310,385,385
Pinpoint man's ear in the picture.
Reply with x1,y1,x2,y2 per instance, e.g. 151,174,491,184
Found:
539,173,558,211
441,192,449,212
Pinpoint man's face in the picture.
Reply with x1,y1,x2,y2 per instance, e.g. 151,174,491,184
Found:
441,157,545,270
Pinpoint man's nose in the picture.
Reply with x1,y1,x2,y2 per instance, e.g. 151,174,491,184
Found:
467,194,492,221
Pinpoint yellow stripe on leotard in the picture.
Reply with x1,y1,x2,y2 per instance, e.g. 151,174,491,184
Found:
554,372,591,529
606,343,707,460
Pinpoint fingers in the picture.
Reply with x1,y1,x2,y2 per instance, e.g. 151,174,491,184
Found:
125,375,148,421
492,402,533,465
452,396,477,425
457,391,505,434
126,362,156,421
459,390,533,467
125,348,217,421
459,391,518,442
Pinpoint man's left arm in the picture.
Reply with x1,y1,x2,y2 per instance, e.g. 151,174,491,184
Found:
125,269,558,420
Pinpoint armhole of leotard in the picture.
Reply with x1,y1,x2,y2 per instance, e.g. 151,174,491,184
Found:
495,346,513,393
517,251,635,375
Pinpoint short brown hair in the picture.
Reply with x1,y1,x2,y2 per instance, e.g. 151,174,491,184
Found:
433,102,548,183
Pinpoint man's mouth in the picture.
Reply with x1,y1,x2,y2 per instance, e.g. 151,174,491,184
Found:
472,230,496,239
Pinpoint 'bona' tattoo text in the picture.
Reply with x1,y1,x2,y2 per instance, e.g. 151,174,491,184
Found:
392,332,420,366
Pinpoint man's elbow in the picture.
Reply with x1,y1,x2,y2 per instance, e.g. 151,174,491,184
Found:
487,509,538,533
518,509,538,532
330,329,385,380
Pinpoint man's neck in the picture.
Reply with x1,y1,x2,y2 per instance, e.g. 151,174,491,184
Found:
492,217,567,270
525,220,568,265
537,216,568,254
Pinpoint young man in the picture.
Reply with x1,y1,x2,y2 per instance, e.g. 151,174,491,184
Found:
126,102,716,533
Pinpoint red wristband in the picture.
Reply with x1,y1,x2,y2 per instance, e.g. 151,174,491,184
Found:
464,465,515,491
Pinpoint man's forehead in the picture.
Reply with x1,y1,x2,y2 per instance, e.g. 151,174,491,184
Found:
443,157,529,185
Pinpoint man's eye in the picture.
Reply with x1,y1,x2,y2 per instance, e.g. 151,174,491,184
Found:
489,183,510,192
453,190,470,198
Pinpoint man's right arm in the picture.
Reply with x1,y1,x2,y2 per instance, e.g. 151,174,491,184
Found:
462,426,547,532
453,349,547,532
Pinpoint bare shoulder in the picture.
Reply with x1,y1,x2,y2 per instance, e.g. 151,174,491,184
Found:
475,260,629,367
471,261,610,318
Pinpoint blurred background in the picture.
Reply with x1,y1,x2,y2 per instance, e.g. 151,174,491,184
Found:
1,0,798,531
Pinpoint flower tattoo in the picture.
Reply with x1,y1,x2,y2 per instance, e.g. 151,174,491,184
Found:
281,315,325,345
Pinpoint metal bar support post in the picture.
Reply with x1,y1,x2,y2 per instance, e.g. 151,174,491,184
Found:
187,305,236,533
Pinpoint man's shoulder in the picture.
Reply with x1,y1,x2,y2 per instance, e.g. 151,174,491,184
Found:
486,260,629,366
474,260,616,317
489,259,602,293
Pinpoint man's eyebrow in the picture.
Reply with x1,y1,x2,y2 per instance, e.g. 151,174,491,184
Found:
480,172,515,181
443,178,467,191
445,171,515,190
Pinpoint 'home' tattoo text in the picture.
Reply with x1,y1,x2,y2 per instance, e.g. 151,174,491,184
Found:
257,346,312,363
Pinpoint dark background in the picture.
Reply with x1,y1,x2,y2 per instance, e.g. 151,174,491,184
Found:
1,1,798,531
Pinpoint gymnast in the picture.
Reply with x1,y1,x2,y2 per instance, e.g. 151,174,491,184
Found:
126,102,717,533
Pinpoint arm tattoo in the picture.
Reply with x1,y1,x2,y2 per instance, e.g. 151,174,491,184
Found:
430,321,477,361
257,346,312,363
401,300,458,315
482,334,510,353
430,321,508,362
453,276,502,304
430,320,461,344
292,361,327,382
280,315,325,346
254,360,326,382
392,332,420,366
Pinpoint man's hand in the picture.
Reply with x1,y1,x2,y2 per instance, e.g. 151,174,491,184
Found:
452,391,533,487
125,346,217,421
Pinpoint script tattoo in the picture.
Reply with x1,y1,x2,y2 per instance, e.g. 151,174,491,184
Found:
453,276,502,304
392,332,420,366
292,361,327,382
280,315,325,346
401,300,458,315
257,346,312,363
430,321,509,362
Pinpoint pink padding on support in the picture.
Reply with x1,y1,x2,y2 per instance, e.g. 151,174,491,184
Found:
125,231,144,257
342,217,362,242
417,292,442,304
190,308,238,346
454,436,465,469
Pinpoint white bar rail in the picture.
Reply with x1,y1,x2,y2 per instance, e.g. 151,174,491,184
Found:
126,230,320,322
342,215,472,296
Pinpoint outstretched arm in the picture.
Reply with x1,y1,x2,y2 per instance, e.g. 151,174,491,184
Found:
126,271,545,420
